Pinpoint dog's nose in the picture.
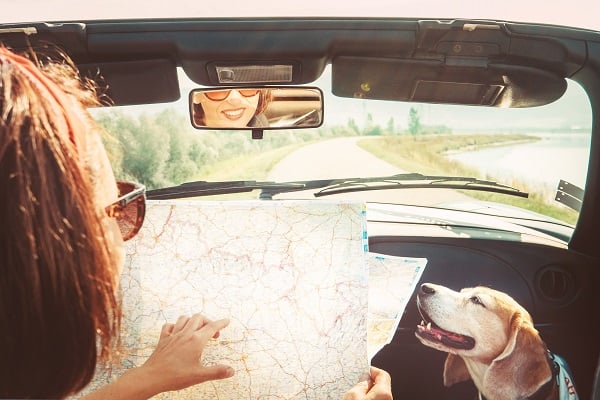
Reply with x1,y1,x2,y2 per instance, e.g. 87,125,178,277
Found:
420,283,436,295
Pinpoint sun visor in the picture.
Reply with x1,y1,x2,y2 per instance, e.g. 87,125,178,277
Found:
79,59,180,106
332,56,567,108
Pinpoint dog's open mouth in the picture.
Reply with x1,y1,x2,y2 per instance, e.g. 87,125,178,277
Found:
415,309,476,350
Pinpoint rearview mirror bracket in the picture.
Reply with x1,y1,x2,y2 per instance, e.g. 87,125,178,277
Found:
252,128,264,140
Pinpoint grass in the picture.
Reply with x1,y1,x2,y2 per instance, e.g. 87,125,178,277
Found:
357,134,579,225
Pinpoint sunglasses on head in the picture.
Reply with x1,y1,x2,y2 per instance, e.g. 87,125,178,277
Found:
105,181,146,241
203,89,260,101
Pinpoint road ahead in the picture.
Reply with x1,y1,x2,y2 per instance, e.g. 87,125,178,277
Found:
267,137,471,205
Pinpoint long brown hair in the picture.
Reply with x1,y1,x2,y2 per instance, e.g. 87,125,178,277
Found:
0,46,121,398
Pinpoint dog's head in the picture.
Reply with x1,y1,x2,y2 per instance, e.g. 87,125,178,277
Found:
415,283,554,399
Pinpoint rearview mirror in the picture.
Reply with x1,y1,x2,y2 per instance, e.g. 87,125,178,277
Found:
189,87,323,130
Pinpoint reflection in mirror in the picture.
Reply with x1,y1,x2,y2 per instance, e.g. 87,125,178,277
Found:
190,87,323,130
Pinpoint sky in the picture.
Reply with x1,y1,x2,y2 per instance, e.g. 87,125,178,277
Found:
2,0,599,31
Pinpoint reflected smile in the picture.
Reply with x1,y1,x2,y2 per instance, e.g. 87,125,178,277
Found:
222,108,246,120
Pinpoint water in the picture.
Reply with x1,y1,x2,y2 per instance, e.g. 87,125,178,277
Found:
446,133,591,191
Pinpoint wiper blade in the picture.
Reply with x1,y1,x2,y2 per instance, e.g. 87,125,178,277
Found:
146,180,306,200
309,173,529,198
146,174,528,200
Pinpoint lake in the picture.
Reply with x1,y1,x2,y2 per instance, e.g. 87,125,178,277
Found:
446,133,591,190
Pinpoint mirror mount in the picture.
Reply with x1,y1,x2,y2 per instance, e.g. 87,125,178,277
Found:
252,128,264,140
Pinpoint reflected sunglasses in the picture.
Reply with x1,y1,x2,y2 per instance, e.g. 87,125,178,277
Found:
204,89,260,101
105,181,146,241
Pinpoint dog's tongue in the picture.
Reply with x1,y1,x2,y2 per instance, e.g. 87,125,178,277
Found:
417,321,476,350
439,329,473,348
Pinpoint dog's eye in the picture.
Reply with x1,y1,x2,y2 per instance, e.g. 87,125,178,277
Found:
470,296,485,307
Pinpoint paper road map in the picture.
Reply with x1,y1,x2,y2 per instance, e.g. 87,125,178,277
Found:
85,200,426,399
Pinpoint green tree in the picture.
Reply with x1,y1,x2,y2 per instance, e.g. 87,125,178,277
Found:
155,109,201,184
364,113,382,136
347,118,360,135
408,106,421,135
386,117,395,135
128,113,171,188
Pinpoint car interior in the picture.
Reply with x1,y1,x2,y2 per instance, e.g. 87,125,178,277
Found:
2,17,599,399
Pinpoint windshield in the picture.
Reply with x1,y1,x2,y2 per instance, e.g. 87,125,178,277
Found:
92,65,592,237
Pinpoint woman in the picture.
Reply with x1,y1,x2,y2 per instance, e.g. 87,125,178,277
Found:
0,46,392,399
192,88,272,128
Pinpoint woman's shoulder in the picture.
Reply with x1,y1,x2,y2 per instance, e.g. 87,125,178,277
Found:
248,113,269,128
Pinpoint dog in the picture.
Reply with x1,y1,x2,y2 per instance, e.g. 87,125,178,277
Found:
415,283,578,400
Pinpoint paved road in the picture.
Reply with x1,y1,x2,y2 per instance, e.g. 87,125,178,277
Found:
267,136,472,205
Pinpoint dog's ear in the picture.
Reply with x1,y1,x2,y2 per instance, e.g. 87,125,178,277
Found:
443,354,471,387
483,311,552,399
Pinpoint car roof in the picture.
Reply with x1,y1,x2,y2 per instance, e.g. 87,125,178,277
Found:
0,18,600,106
2,0,599,32
1,17,596,106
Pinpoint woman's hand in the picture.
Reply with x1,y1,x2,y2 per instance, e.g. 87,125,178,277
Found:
139,313,234,393
343,366,393,400
81,313,233,400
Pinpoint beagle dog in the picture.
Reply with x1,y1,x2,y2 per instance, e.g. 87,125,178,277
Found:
415,283,578,400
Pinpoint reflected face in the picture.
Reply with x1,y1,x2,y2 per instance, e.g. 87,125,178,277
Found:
195,89,260,128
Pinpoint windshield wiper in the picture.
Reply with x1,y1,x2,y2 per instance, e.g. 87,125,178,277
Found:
146,180,306,200
147,173,528,200
307,173,529,198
